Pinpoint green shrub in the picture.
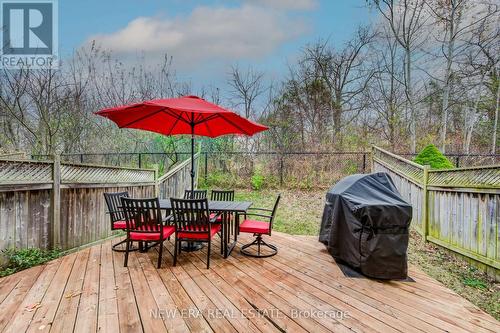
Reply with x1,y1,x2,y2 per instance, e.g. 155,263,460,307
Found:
0,248,62,277
251,168,265,190
414,144,454,169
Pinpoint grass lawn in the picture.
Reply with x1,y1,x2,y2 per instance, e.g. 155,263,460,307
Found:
233,188,500,320
235,189,325,235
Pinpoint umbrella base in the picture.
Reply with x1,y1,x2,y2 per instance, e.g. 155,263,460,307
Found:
181,241,204,252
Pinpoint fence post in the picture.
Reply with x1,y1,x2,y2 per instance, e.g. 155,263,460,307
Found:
51,154,61,249
362,154,367,173
80,154,83,164
422,165,430,242
204,152,208,184
138,153,142,168
455,156,460,168
279,155,284,187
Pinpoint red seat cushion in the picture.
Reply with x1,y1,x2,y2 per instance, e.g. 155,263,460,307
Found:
209,213,232,223
177,224,221,240
239,220,270,234
130,226,175,241
113,220,128,229
113,219,140,229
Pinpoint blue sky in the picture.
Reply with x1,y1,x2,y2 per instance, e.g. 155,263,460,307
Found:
59,0,374,90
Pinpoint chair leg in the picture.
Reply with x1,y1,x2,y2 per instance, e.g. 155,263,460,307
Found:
112,237,138,252
173,238,178,267
220,233,224,255
158,240,163,269
124,239,130,267
207,240,211,269
240,234,278,258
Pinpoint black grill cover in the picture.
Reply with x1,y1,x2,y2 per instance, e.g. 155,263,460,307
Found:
319,172,412,279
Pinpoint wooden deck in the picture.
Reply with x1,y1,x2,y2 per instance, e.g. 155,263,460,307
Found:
0,232,498,333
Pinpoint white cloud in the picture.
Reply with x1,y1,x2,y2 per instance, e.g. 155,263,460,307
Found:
86,5,307,68
244,0,318,10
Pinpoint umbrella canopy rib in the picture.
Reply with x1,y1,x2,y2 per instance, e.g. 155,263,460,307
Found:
203,120,214,137
163,109,189,136
216,113,251,136
118,108,166,129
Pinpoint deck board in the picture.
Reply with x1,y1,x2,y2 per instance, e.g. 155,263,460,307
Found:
73,244,100,333
0,232,498,333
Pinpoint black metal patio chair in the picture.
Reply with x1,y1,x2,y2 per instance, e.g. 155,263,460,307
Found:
210,190,235,253
121,197,175,268
170,198,222,269
104,191,136,252
210,189,235,201
210,189,235,223
238,194,281,258
184,189,208,199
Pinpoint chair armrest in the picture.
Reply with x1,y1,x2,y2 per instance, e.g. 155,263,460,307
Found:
247,207,273,212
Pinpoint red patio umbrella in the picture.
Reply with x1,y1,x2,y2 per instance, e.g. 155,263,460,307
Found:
95,95,268,192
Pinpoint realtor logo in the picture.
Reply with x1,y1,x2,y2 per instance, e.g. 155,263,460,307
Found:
0,0,58,69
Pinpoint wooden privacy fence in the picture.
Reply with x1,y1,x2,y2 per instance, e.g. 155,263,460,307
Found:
372,146,499,277
0,154,199,252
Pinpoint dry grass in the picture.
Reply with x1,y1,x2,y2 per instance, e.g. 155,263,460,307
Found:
234,188,500,320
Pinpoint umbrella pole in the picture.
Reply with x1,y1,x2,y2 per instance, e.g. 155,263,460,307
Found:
182,121,204,252
191,123,195,194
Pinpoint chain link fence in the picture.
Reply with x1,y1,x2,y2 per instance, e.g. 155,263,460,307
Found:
199,152,368,189
32,151,500,189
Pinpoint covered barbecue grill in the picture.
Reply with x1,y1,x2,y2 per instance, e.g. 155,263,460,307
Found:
319,172,412,279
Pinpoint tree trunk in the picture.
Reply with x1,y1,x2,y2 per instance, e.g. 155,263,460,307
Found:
405,49,417,153
464,112,474,154
440,4,458,153
389,107,396,150
463,97,480,154
492,82,499,153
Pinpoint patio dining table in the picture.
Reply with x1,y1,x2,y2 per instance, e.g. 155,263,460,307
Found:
159,199,253,258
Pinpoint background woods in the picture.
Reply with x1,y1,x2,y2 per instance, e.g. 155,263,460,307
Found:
0,1,498,157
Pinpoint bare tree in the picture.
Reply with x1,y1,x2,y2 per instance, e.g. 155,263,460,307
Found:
460,8,500,153
304,26,375,146
228,65,265,120
429,0,466,152
369,0,428,152
367,25,406,149
425,0,498,152
0,44,183,155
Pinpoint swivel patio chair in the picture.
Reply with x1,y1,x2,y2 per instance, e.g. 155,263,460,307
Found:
121,197,175,268
238,194,281,258
184,189,208,199
170,198,222,269
104,191,135,252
